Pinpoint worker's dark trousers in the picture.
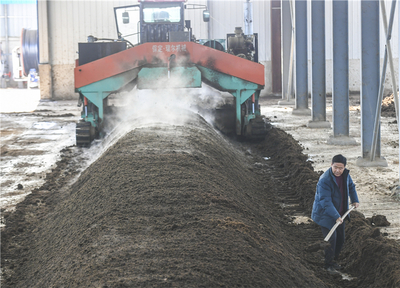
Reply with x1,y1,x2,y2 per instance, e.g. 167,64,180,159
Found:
321,222,345,268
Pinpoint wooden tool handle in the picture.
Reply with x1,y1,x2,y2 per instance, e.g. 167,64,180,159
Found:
324,205,355,242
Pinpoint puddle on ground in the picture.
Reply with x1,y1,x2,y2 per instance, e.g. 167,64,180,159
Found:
32,122,58,129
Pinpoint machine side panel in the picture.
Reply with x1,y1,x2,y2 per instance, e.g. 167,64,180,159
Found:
78,42,127,66
74,44,152,89
191,44,264,87
74,42,264,89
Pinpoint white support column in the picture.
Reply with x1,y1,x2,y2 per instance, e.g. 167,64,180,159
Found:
397,0,400,193
278,0,295,105
38,0,52,99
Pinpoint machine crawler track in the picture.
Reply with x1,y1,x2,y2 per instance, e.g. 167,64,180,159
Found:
76,121,94,147
245,116,268,140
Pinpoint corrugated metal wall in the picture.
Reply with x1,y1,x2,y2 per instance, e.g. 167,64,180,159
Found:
378,0,399,58
43,0,213,98
201,0,398,63
185,0,209,40
0,3,37,37
46,0,209,65
36,0,400,98
0,3,37,87
45,0,270,65
207,0,270,62
320,0,362,61
348,0,362,60
48,1,128,65
322,0,398,94
2,0,399,96
304,0,399,61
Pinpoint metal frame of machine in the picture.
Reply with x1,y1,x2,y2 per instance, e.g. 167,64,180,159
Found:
74,0,266,146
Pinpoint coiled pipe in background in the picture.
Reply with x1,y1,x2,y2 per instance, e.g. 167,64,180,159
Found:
20,28,38,76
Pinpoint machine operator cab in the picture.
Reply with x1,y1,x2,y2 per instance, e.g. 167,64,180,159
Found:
114,0,209,46
153,10,171,22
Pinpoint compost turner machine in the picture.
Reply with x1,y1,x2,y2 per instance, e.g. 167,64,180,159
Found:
74,0,266,146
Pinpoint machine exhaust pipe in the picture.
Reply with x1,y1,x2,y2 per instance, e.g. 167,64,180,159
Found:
168,54,176,78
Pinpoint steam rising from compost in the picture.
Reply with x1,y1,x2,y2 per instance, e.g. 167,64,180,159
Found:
83,83,231,167
117,79,229,129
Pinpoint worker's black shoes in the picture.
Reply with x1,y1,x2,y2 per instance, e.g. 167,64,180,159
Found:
325,262,343,274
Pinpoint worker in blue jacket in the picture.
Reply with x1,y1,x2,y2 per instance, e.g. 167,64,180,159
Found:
311,154,360,274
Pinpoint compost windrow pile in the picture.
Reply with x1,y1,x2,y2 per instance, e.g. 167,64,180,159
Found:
2,110,400,287
2,113,325,287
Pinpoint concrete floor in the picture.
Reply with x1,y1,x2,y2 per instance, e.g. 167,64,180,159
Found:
0,88,81,211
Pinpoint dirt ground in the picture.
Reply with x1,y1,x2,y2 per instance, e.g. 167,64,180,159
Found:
0,89,80,211
1,90,400,287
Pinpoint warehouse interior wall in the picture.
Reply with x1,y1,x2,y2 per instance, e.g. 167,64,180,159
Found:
206,0,272,96
41,0,210,100
0,2,37,89
45,0,135,100
2,0,399,100
320,0,400,96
